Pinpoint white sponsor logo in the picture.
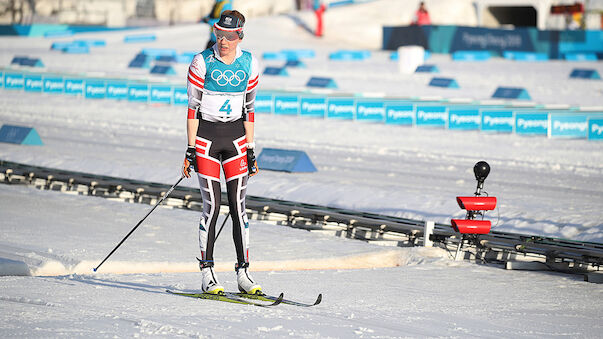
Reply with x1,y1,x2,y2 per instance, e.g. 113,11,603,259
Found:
301,101,326,112
461,32,523,49
6,77,24,86
517,118,547,129
174,91,187,101
358,105,384,116
151,89,171,99
261,154,295,164
591,123,603,135
25,79,42,88
66,81,83,91
450,114,480,124
86,85,105,95
387,109,413,119
108,86,128,96
553,120,587,132
418,110,446,121
328,103,354,114
129,88,148,98
255,99,271,107
276,100,298,110
483,115,514,126
44,80,63,90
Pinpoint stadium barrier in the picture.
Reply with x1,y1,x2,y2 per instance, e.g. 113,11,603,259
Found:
257,148,317,173
263,67,289,77
415,65,439,73
2,69,601,141
503,51,548,61
452,51,491,61
564,52,597,61
329,50,371,61
0,125,43,145
428,77,459,88
569,69,601,79
492,87,531,100
124,34,156,43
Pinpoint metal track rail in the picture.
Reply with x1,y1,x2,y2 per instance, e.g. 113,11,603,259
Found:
1,160,602,269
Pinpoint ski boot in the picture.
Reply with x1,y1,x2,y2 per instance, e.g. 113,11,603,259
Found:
199,260,224,295
236,262,262,295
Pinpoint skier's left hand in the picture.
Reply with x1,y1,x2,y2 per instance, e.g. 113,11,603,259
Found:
183,146,197,178
247,148,258,177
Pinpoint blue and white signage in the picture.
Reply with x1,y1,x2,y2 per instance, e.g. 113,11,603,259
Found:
416,106,447,127
85,80,106,99
327,98,355,120
106,81,128,100
448,107,480,130
24,74,43,92
385,102,414,125
274,95,299,115
356,101,385,122
481,110,514,133
588,118,603,140
4,73,24,89
549,114,588,139
255,92,273,113
43,77,64,94
300,97,326,118
515,112,548,135
150,85,172,104
64,78,84,95
128,84,149,102
173,87,187,106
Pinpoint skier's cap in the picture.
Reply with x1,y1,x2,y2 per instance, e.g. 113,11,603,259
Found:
214,13,244,32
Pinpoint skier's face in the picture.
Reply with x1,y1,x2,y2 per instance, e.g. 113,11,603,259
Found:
217,35,240,57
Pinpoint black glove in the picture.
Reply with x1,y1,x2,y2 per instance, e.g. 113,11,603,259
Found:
247,148,258,177
183,146,197,178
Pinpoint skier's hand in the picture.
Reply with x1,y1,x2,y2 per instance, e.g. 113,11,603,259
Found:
183,146,196,178
247,148,258,177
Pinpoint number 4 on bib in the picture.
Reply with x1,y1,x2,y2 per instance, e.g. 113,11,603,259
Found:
220,100,232,115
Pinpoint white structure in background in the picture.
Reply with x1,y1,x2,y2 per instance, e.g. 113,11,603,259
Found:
397,45,425,74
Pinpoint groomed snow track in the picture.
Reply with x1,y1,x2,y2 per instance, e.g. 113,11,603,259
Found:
1,159,602,273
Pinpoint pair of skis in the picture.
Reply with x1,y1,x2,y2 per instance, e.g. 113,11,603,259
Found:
167,290,322,307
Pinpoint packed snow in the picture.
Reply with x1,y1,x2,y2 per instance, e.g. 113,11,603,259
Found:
1,0,602,337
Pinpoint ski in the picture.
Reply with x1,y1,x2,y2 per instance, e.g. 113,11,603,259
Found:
166,290,283,307
235,292,322,307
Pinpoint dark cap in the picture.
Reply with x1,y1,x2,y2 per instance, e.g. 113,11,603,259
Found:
216,13,243,30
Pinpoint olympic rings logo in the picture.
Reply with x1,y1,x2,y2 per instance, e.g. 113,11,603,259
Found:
211,69,246,87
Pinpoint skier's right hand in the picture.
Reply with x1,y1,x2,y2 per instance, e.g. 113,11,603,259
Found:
183,146,197,178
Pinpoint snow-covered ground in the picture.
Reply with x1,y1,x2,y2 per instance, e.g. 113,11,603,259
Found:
1,0,603,337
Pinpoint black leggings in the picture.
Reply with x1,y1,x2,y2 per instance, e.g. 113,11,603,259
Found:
194,119,249,265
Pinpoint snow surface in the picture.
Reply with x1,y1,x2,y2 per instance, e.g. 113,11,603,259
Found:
1,0,603,337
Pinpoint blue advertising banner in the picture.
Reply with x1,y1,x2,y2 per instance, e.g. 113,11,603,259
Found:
150,85,172,104
356,100,385,122
274,95,299,115
106,81,128,100
43,76,63,94
549,114,588,139
257,148,317,173
327,98,355,120
4,73,24,89
24,74,43,92
448,107,480,130
64,78,84,95
385,102,414,125
85,80,105,99
173,87,187,106
128,84,149,102
0,71,3,88
255,92,273,113
588,118,603,140
416,105,447,127
300,97,326,118
481,110,514,133
515,112,548,135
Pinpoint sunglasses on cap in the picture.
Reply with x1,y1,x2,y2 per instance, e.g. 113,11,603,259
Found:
213,26,242,41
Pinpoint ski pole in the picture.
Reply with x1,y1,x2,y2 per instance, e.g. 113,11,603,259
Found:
215,211,230,241
93,176,184,272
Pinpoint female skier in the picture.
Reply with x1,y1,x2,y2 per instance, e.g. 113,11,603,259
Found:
182,10,260,295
